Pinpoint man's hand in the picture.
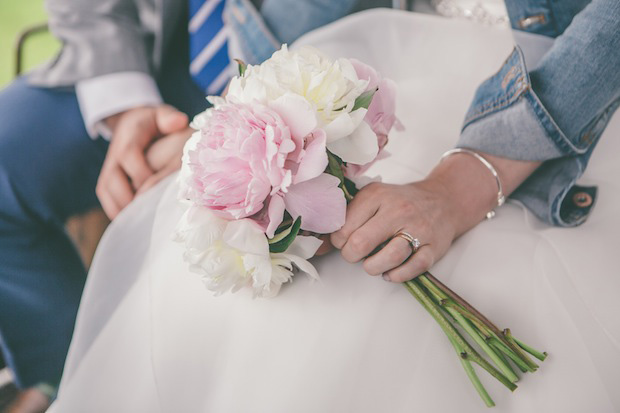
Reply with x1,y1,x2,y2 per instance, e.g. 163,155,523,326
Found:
139,127,194,195
97,105,188,219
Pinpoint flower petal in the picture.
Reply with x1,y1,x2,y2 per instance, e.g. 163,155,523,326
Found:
293,129,328,184
243,253,273,294
367,78,400,135
349,58,379,90
173,205,225,251
223,219,270,256
284,173,346,234
285,235,323,259
274,252,320,281
265,194,286,238
178,131,202,199
323,109,367,142
326,120,379,165
269,93,318,139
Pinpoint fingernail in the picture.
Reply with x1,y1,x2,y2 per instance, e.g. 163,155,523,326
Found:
382,274,391,282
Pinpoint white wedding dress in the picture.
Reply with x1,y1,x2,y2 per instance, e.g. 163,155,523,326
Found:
49,9,620,413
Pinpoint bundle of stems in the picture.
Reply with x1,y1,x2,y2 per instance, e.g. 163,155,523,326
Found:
404,272,547,407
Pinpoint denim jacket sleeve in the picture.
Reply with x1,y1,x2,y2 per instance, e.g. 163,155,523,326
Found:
458,0,620,227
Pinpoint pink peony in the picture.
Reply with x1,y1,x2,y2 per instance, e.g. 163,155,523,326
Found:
346,59,403,177
187,102,297,220
349,59,401,136
186,98,346,237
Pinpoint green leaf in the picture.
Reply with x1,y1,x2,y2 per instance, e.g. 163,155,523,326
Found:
326,151,358,202
343,177,359,198
234,58,247,77
269,222,294,244
352,88,377,111
326,150,345,185
269,216,302,253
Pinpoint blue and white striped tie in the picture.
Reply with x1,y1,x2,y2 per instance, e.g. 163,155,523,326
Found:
189,0,232,95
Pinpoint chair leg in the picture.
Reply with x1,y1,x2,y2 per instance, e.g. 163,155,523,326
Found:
14,23,49,77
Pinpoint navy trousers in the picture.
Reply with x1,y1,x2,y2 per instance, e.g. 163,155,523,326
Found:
0,12,207,388
0,78,105,388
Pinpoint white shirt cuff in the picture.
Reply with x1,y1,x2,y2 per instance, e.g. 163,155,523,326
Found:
76,72,163,140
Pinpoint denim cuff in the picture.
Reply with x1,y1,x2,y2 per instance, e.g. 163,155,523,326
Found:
458,47,598,227
511,157,597,227
459,47,584,160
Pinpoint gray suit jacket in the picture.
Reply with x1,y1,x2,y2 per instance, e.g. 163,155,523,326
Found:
29,0,393,88
30,0,184,87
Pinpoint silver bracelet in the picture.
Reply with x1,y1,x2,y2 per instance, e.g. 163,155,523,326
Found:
440,148,505,219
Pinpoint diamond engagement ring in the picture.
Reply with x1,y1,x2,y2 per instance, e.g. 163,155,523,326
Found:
394,231,422,253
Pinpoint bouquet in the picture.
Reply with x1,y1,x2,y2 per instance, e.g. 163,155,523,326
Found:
174,45,546,407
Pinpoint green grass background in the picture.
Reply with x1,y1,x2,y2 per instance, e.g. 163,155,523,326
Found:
0,0,59,87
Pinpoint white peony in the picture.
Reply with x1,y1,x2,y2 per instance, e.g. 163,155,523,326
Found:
177,130,201,201
174,205,323,297
226,45,378,165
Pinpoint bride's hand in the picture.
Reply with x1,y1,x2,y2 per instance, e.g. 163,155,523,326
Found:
330,180,458,282
330,151,542,282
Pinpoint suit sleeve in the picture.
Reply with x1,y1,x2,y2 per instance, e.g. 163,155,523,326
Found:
28,0,165,138
30,0,158,86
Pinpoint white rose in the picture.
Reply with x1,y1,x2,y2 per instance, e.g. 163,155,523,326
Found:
174,205,322,297
226,45,378,164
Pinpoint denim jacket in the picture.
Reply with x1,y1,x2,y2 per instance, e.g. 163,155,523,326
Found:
224,0,620,227
459,0,620,227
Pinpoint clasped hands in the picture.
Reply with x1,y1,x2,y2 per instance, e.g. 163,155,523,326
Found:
97,104,193,219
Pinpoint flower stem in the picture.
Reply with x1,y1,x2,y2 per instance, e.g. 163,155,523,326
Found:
487,341,518,379
446,333,495,407
438,299,529,374
341,184,354,202
416,278,519,383
503,329,541,371
403,280,496,405
488,338,530,373
403,280,470,353
513,337,548,362
422,273,542,372
421,273,504,337
404,280,517,392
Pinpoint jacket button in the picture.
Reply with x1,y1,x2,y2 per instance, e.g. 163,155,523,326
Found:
573,192,592,208
518,14,546,29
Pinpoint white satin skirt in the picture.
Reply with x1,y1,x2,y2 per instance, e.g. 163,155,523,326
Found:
49,9,620,413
